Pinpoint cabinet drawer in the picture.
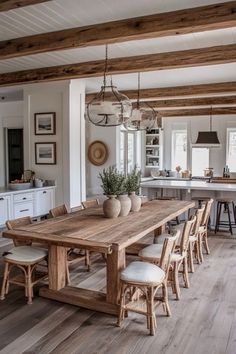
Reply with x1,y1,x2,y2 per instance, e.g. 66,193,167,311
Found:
13,192,33,202
35,189,53,216
14,201,34,218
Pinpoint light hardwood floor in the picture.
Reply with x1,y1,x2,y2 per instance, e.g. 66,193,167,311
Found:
0,235,236,354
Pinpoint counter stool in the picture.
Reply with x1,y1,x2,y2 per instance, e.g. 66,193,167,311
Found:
215,198,236,235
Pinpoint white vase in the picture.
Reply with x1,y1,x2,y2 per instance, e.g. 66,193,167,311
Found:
103,195,121,218
117,194,131,217
129,192,141,212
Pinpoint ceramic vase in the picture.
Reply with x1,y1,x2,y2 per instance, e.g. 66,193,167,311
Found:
103,195,121,218
117,194,131,217
129,192,141,212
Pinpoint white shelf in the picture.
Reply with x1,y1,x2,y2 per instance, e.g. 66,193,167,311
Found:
145,145,160,148
146,134,159,137
146,155,159,158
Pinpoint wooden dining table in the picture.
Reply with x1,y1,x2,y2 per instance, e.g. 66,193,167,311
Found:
3,199,194,315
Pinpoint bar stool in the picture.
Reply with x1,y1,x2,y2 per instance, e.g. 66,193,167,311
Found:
214,198,236,235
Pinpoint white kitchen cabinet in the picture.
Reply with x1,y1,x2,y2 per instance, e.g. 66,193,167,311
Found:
35,188,54,216
14,201,34,219
0,195,11,225
0,187,55,225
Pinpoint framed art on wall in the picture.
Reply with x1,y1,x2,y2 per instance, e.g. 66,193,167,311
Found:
34,112,56,135
35,142,56,165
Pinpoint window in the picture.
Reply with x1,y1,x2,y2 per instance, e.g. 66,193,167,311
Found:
171,130,187,170
227,128,236,172
120,129,140,174
192,148,209,176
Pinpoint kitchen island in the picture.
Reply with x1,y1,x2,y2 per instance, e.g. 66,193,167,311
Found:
141,179,236,227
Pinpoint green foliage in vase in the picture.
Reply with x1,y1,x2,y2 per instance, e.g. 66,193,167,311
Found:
125,167,141,194
99,166,125,196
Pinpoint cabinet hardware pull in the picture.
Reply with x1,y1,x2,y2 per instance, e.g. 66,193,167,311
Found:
20,209,29,212
43,191,47,194
0,197,4,201
23,197,26,200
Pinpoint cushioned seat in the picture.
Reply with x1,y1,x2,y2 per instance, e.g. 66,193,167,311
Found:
4,246,47,263
170,253,184,262
120,261,165,285
138,244,162,259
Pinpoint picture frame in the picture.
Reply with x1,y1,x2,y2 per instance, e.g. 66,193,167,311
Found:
35,142,56,165
34,112,56,135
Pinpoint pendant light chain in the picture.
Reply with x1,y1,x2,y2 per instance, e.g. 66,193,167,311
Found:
103,44,108,87
210,105,213,131
137,72,140,109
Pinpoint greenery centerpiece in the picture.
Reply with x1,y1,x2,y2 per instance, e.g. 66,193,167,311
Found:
125,167,142,212
98,166,124,218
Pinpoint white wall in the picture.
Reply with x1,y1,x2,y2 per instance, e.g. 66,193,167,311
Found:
86,123,118,196
163,115,236,175
0,101,24,186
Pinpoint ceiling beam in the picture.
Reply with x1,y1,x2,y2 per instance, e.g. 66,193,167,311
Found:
1,43,236,87
0,0,51,12
0,1,236,59
141,96,236,108
87,81,236,101
159,107,236,117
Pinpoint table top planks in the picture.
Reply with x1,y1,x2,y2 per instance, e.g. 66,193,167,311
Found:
3,200,194,251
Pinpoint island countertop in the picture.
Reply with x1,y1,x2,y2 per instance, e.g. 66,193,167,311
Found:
141,179,236,192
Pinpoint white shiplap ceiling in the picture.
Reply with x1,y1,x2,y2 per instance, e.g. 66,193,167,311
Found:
0,0,236,94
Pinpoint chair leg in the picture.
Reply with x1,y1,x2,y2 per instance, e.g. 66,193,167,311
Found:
199,233,204,263
215,202,220,234
233,202,236,224
173,262,180,300
188,242,194,273
117,283,126,327
66,261,71,285
162,281,171,316
183,257,190,288
226,203,233,235
148,287,155,336
195,238,201,264
0,262,9,300
26,265,33,305
203,232,210,255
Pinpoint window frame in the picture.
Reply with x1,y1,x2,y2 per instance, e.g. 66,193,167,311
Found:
226,128,236,172
119,128,140,175
171,129,188,171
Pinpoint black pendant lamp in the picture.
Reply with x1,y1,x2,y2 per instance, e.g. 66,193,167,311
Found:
193,107,221,148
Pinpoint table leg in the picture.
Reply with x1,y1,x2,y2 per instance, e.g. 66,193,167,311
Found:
106,248,126,304
153,224,166,243
48,245,67,290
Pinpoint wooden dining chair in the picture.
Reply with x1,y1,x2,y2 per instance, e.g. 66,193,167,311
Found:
188,207,205,273
117,235,177,336
81,199,99,209
49,205,90,280
49,204,69,218
198,198,214,262
1,217,48,304
139,217,195,300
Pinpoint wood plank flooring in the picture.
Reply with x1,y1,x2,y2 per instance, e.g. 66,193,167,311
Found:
0,235,236,354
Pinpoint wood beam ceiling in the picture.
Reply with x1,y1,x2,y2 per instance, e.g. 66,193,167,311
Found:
0,0,51,12
0,1,236,59
141,96,236,108
1,44,236,87
159,107,236,117
86,82,236,102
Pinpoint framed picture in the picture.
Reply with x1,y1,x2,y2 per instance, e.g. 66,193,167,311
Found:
34,112,56,135
35,142,56,165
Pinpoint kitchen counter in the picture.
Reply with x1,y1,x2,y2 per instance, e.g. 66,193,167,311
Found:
141,180,236,192
0,185,56,195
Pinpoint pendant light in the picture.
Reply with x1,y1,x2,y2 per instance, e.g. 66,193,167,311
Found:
124,72,157,131
192,106,221,148
86,45,132,127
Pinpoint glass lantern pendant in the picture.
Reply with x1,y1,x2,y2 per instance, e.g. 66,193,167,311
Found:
124,73,157,131
86,46,132,127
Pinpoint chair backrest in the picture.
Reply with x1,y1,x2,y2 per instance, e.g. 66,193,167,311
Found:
81,199,99,209
160,230,180,273
49,204,69,218
192,207,205,236
6,216,32,246
179,216,196,255
201,198,214,227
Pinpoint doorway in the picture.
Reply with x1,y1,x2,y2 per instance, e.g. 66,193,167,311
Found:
6,128,24,182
